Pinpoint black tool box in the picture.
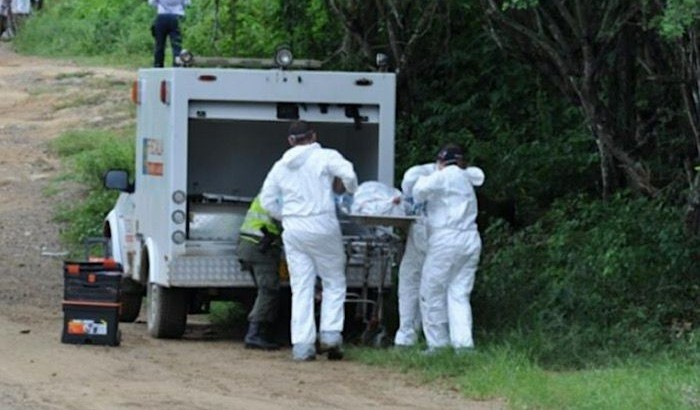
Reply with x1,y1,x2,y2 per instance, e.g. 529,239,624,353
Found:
61,260,122,346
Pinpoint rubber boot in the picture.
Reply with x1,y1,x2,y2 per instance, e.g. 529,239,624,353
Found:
244,322,279,350
319,331,344,361
292,343,316,361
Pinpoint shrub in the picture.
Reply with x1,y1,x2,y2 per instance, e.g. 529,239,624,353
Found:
51,130,134,248
475,194,700,368
15,1,152,61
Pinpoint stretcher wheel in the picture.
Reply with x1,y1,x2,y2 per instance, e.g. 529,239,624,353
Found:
361,325,389,348
327,347,344,361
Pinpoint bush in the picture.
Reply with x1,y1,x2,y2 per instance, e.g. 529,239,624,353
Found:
475,194,700,368
15,1,153,62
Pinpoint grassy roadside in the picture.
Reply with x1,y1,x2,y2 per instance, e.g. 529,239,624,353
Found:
12,0,153,69
350,346,700,409
49,129,134,254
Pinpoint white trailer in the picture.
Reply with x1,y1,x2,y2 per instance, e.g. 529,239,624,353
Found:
103,62,396,339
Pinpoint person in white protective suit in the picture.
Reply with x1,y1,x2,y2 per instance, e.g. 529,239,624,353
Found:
393,162,436,347
260,120,358,361
413,143,484,352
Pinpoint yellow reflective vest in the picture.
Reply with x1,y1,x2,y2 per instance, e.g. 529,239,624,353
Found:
239,196,280,243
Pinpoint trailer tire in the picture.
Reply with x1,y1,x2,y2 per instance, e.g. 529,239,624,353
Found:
119,292,142,322
119,277,144,322
147,283,187,339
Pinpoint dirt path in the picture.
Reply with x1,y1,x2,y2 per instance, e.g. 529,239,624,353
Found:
0,43,500,410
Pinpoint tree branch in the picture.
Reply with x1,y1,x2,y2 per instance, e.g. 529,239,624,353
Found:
484,0,572,81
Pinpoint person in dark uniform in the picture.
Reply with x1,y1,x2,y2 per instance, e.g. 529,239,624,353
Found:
237,196,283,350
148,0,189,67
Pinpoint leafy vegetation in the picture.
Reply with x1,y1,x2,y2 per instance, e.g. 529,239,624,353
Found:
14,0,340,65
476,194,700,368
14,1,153,65
50,130,134,250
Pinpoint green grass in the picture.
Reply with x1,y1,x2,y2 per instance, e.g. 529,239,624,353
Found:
49,129,134,252
53,93,105,112
209,301,247,327
208,301,248,338
55,71,94,80
12,0,154,68
350,345,700,409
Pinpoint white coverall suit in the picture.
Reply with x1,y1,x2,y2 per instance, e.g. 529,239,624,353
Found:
260,142,357,358
394,163,435,346
413,165,484,349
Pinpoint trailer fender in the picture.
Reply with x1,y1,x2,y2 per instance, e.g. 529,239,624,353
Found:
143,237,167,286
103,210,123,264
103,193,137,279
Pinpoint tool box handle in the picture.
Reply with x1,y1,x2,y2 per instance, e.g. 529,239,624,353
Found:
83,237,112,260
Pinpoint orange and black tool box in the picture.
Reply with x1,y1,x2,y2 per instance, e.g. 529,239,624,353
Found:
61,260,122,346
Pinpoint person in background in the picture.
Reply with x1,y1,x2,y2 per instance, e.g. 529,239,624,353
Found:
0,0,28,40
413,143,484,353
393,162,436,347
237,195,282,350
0,0,10,39
260,120,358,361
148,0,189,67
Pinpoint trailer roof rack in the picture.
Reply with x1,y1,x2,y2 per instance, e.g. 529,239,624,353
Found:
187,56,323,70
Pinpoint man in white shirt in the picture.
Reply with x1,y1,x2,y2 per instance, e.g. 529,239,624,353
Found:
148,0,190,67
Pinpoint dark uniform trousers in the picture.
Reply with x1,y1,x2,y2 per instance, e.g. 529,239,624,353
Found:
153,13,182,68
237,239,281,323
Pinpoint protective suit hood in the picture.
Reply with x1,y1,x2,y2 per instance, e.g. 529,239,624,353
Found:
465,166,485,187
280,142,320,170
413,165,484,231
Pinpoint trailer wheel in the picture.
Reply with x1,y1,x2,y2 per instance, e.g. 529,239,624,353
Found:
119,292,142,322
147,282,187,338
361,325,390,348
119,277,144,322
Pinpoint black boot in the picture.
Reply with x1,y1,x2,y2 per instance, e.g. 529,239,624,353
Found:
244,322,279,350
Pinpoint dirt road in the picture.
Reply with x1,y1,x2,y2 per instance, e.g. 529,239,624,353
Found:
0,43,499,410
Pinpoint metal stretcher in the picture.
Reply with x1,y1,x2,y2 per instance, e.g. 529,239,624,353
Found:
341,214,417,346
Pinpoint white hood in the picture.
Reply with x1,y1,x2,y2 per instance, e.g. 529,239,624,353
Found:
465,166,485,187
413,165,484,231
280,143,319,170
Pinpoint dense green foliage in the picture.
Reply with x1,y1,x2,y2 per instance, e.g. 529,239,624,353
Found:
20,0,700,377
15,2,153,61
391,9,599,223
185,0,339,59
477,195,700,367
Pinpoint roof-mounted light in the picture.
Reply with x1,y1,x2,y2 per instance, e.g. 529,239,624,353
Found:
274,45,294,69
376,53,389,71
178,49,194,67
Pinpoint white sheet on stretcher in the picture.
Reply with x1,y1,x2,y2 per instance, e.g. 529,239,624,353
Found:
350,181,405,217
